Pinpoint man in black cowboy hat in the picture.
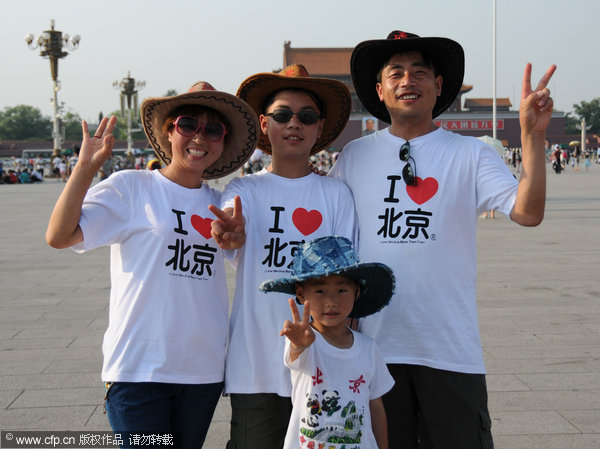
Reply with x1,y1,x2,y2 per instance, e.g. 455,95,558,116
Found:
329,30,556,448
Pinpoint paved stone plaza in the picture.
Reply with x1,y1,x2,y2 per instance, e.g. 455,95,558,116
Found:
1,163,599,448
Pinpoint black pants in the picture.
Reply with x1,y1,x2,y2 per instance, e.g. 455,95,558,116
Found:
383,364,494,449
227,393,292,449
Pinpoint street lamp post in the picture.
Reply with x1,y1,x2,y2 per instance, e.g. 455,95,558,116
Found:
113,72,145,156
492,0,497,140
26,19,80,157
576,118,592,155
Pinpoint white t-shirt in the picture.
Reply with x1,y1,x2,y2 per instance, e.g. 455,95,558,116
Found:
284,330,394,449
329,127,518,374
68,155,79,169
222,169,358,396
74,169,229,384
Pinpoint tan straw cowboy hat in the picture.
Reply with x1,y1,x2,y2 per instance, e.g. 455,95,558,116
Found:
236,64,351,155
141,81,259,180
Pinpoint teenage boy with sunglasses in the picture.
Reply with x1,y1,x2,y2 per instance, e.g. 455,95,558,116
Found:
328,31,556,448
209,65,358,449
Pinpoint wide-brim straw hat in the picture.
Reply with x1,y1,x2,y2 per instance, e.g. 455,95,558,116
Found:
141,81,259,180
351,30,465,123
236,64,351,155
259,236,395,319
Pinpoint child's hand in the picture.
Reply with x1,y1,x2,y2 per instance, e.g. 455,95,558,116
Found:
281,298,315,360
208,195,246,250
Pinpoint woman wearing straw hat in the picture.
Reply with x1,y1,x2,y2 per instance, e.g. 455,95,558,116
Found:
46,82,258,448
209,65,358,449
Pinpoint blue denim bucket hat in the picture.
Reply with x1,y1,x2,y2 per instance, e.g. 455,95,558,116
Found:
259,236,395,318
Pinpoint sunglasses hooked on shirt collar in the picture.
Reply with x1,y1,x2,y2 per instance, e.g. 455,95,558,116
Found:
265,109,321,125
399,141,418,186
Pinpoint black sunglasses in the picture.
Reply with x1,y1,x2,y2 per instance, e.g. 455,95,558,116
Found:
399,141,417,186
173,116,227,142
265,109,321,125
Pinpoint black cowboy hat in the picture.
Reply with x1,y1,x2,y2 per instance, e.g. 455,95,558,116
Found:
351,30,465,123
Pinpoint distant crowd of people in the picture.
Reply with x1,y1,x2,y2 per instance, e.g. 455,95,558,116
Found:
1,148,161,184
240,144,598,180
1,154,48,184
4,142,597,186
240,148,340,176
495,144,598,177
503,147,523,172
549,144,597,174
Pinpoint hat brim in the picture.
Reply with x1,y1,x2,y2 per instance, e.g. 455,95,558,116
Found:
141,91,259,180
237,73,351,155
259,262,395,319
351,36,464,123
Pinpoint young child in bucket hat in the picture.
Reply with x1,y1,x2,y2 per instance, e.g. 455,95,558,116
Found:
208,65,359,448
46,82,258,448
259,236,395,449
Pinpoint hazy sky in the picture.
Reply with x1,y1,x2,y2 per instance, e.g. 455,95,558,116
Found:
1,0,596,123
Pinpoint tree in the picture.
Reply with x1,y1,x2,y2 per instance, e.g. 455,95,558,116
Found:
565,112,579,135
571,98,600,135
62,109,84,141
0,105,52,140
108,110,145,142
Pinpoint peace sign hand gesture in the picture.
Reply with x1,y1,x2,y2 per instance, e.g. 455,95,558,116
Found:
208,195,246,250
519,63,557,135
281,298,315,362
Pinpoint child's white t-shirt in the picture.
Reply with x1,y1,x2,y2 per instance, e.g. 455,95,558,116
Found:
284,329,394,449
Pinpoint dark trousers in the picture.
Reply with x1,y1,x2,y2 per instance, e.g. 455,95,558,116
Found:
383,364,494,449
105,381,223,449
227,393,293,449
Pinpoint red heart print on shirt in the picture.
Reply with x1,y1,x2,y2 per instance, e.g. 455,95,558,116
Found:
406,177,439,205
292,208,323,236
191,215,213,239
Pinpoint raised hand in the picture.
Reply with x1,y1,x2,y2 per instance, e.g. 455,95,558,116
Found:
281,298,315,360
46,116,117,249
208,195,246,250
519,63,556,134
511,64,556,227
78,116,117,171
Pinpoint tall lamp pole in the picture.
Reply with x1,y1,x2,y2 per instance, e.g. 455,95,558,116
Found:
492,0,497,140
26,19,80,157
113,72,145,156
